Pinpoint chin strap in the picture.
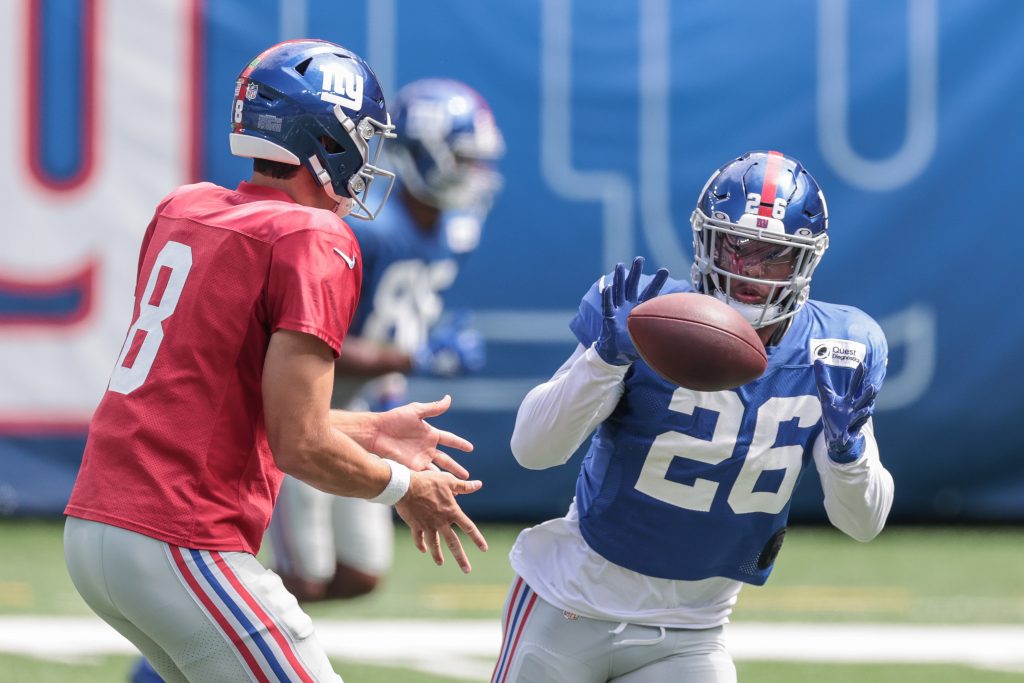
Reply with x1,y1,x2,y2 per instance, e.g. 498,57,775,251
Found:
332,197,354,217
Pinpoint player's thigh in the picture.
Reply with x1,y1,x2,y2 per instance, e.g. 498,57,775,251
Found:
330,495,394,575
75,519,341,682
65,518,187,683
492,577,609,683
105,615,189,683
609,627,735,683
269,474,336,581
157,549,341,683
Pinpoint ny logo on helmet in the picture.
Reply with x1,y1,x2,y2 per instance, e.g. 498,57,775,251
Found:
320,64,364,111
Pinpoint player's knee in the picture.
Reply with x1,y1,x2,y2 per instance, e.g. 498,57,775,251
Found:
325,563,383,599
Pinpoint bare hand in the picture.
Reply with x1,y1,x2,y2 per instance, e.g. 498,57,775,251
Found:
394,471,488,573
370,395,474,478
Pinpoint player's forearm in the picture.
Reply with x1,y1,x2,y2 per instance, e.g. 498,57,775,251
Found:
335,336,413,378
327,409,380,451
814,419,894,541
277,424,394,499
511,344,627,469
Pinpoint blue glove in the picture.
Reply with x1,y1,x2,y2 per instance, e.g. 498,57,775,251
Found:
594,256,669,365
412,311,486,377
813,360,878,463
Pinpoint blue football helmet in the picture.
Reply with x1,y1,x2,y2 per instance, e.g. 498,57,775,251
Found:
229,39,396,219
691,151,830,329
389,79,505,211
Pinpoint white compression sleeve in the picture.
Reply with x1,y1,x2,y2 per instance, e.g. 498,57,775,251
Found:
813,418,894,542
510,344,629,470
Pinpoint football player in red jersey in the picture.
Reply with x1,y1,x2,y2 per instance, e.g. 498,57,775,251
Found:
63,40,487,683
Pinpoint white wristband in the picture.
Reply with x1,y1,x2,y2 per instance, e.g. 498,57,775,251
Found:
367,458,411,506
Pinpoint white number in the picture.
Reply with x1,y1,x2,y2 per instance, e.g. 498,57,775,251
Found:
771,197,788,219
728,395,821,514
745,193,759,214
745,192,789,220
635,390,821,514
635,391,743,512
361,259,457,352
108,241,193,395
233,98,243,124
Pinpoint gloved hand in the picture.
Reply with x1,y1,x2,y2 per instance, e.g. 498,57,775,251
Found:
412,311,486,377
813,360,878,463
594,256,669,365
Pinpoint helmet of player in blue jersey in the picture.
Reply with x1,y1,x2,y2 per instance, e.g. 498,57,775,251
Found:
690,151,830,329
389,79,505,211
228,39,396,219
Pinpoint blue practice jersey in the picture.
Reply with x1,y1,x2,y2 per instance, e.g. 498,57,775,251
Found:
347,194,481,352
569,275,888,585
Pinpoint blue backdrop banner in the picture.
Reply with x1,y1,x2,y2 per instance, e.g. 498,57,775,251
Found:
1,0,1021,522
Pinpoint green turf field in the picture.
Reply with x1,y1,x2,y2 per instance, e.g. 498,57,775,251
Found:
2,520,1023,681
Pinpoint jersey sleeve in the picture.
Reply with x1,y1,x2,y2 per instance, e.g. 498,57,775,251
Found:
568,275,608,349
821,309,889,396
861,316,888,393
266,229,362,357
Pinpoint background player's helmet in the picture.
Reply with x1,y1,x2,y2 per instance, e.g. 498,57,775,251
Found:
691,150,830,329
389,79,505,211
229,39,396,219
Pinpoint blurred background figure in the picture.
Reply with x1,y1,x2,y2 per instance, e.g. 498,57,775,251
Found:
269,78,506,602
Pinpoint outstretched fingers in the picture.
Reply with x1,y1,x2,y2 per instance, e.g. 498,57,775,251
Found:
435,426,473,453
625,256,644,302
410,526,427,554
849,407,873,435
453,509,488,553
412,394,453,419
640,267,670,302
813,360,836,403
612,262,626,307
849,362,867,397
447,480,487,554
428,531,444,566
432,450,470,480
601,283,614,319
852,382,878,412
443,528,473,573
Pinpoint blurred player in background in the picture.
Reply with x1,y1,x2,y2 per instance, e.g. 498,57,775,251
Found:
494,151,894,682
62,40,487,683
270,78,505,602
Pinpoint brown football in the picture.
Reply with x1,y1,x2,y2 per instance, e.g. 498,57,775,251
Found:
627,293,767,391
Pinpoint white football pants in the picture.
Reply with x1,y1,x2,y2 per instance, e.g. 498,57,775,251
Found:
492,577,737,683
64,517,342,682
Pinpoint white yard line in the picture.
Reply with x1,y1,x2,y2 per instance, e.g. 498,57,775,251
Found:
1,617,1022,680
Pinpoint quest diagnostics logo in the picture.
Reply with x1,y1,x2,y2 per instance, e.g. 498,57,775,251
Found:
809,338,866,369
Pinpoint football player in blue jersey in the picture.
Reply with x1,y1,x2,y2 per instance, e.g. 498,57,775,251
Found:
269,78,505,602
492,151,893,683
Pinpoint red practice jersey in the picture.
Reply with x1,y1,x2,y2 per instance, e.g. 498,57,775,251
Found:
66,182,362,554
